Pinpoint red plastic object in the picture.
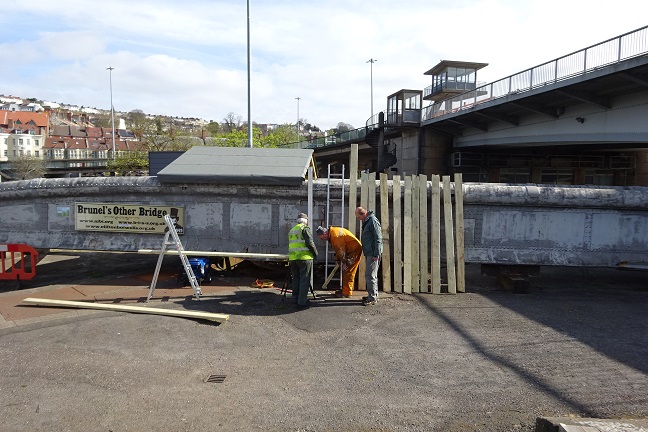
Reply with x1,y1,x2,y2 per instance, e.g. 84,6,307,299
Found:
0,244,39,281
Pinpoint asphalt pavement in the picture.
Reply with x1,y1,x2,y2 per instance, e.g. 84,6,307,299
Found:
1,251,647,432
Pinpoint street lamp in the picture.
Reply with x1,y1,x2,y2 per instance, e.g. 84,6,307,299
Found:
246,0,252,148
366,58,377,121
295,97,300,142
106,66,116,160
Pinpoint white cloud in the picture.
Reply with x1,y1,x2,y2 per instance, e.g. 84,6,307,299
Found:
1,0,647,130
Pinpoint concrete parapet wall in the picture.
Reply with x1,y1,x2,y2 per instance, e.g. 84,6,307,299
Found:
0,177,330,255
2,177,648,267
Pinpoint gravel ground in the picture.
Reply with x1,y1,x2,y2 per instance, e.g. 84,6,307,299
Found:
0,253,647,432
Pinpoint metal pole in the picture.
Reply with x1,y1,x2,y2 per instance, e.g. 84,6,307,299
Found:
366,58,377,120
308,166,313,290
107,66,116,160
247,0,252,148
295,97,300,142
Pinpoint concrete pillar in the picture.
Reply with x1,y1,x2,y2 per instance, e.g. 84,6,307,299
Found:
633,150,648,186
419,129,452,177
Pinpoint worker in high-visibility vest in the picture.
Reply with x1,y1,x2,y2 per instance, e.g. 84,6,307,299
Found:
316,225,362,298
288,213,318,308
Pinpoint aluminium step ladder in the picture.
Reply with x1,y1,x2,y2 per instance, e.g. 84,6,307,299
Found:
147,214,202,302
323,163,345,289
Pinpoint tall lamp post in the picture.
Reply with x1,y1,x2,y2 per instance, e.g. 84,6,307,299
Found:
246,0,252,148
295,97,300,142
106,66,116,160
366,58,377,121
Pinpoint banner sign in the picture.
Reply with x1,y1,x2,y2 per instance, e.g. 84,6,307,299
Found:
75,203,185,234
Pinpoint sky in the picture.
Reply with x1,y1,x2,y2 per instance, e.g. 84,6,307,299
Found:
2,0,647,131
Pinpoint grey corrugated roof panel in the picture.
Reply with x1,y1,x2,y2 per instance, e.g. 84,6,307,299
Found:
156,146,315,185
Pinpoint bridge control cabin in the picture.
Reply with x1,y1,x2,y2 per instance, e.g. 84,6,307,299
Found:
386,90,422,126
423,60,488,102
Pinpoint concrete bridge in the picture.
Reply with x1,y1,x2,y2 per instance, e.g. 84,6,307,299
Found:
2,176,648,272
310,26,648,186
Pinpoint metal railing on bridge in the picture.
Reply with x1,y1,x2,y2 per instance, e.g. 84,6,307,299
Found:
284,113,391,150
282,124,375,150
421,25,648,122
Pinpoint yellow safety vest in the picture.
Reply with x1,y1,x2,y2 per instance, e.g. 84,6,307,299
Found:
288,223,314,261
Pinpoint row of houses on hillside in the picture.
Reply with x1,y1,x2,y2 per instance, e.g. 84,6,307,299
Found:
0,110,144,170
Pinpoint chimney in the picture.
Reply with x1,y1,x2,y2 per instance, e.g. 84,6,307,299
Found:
8,119,14,129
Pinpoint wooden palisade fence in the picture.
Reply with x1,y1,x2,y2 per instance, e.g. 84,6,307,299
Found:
354,172,465,294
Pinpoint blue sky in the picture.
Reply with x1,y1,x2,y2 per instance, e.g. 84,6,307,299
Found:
1,0,646,130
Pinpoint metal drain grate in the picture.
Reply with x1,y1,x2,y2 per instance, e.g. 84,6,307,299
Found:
205,374,226,383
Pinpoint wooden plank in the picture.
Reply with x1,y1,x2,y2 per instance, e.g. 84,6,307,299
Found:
403,176,412,294
392,175,403,293
431,175,441,294
419,174,429,293
559,424,601,432
379,173,392,293
442,176,457,294
368,171,376,216
322,263,340,289
411,175,420,293
348,144,359,232
357,172,368,291
22,297,229,323
138,249,288,261
454,173,465,293
360,172,369,231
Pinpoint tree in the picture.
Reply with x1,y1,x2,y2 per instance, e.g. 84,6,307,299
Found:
107,152,149,176
222,112,242,133
91,112,113,128
125,109,149,140
9,156,47,180
260,124,299,148
170,135,199,151
222,128,252,147
205,121,220,136
336,122,354,132
138,116,174,151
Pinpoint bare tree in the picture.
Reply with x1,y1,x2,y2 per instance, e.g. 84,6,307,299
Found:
222,112,242,133
10,156,47,180
90,112,113,128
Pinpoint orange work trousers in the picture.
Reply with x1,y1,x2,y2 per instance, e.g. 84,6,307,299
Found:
340,252,361,296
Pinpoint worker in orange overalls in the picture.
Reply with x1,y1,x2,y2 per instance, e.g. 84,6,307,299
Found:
316,226,362,298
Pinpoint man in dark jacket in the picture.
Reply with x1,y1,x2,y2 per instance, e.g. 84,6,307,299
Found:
355,206,382,306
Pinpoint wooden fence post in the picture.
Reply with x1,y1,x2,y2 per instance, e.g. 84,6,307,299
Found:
392,175,402,293
431,175,441,294
411,175,420,293
419,174,428,293
442,176,457,294
380,173,392,292
358,172,368,291
403,175,412,294
454,173,465,293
